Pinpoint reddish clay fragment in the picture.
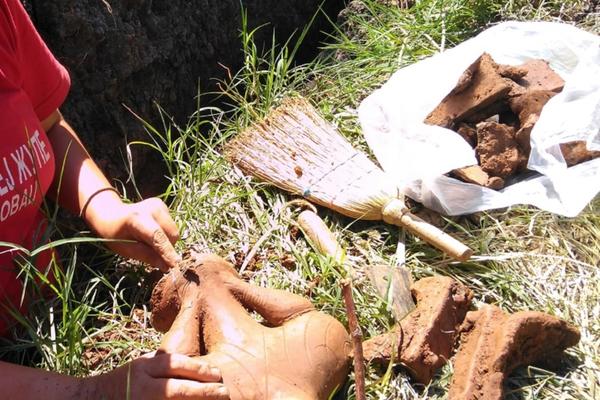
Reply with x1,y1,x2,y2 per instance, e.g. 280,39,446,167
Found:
560,141,600,167
452,165,490,186
463,101,508,125
507,89,557,156
151,253,351,400
476,121,525,179
486,176,505,190
362,276,473,384
450,62,478,95
449,305,580,400
514,114,538,155
452,165,505,190
456,123,477,148
508,90,556,125
497,64,527,81
516,59,565,93
508,77,564,157
425,53,514,128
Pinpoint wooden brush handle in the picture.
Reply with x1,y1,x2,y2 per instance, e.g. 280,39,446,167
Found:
297,210,344,263
382,199,473,261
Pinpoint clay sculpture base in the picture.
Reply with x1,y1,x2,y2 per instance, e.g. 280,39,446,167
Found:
151,253,351,400
362,276,473,384
448,305,580,400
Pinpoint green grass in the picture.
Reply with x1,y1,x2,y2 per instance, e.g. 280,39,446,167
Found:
2,0,598,399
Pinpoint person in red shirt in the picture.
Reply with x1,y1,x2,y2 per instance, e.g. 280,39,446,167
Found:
0,0,229,398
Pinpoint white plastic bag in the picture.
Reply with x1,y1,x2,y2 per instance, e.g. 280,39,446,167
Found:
358,21,600,216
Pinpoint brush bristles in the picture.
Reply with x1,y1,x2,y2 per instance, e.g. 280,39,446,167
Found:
224,97,398,220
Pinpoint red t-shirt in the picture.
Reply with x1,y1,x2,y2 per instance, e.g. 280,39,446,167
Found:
0,0,70,334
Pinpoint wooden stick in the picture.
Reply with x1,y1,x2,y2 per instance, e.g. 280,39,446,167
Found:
382,199,472,261
342,279,366,400
296,210,344,264
296,210,366,400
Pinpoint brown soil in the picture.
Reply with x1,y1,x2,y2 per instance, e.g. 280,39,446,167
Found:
151,253,351,400
425,52,598,189
362,275,473,384
448,305,580,400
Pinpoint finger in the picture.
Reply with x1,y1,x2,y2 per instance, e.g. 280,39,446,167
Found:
162,380,230,400
145,198,180,244
145,353,223,383
128,214,182,270
152,229,182,270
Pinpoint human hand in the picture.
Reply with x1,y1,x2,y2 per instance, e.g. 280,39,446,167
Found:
84,352,230,400
83,191,182,271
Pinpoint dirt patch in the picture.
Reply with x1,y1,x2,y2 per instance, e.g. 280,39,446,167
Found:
426,52,599,190
82,308,157,371
362,275,473,384
151,252,351,400
449,305,580,400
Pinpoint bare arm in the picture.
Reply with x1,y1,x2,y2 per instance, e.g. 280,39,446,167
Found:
0,360,83,399
0,354,229,400
43,110,181,271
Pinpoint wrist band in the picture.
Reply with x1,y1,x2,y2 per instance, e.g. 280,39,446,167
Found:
80,187,121,218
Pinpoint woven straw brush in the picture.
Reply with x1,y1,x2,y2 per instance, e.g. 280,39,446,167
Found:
224,97,472,261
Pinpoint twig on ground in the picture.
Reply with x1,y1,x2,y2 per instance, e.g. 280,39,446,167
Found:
342,278,366,400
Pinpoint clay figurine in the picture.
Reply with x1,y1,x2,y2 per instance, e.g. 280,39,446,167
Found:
151,252,351,400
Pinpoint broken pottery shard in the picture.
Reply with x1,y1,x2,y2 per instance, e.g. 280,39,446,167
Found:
449,305,580,400
424,53,513,128
497,64,527,81
517,59,565,93
476,121,524,178
451,165,505,190
560,141,600,167
362,276,473,384
428,53,568,188
463,100,508,125
450,63,477,95
486,176,505,190
456,123,477,147
508,89,556,126
151,253,351,400
452,165,490,187
514,114,538,155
